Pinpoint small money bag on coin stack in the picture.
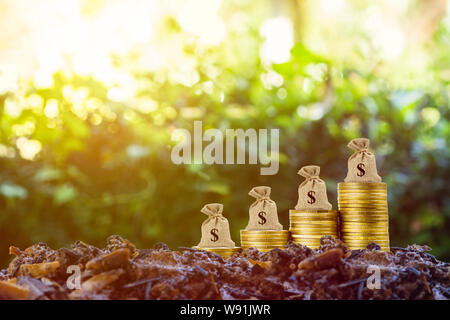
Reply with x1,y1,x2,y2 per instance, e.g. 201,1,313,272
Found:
193,203,240,258
289,165,338,248
240,186,288,252
338,138,390,251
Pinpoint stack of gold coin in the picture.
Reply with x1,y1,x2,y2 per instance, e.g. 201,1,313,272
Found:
289,210,338,249
240,230,290,252
338,182,390,251
192,246,241,259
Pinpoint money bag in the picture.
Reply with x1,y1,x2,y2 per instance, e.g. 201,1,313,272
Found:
197,203,235,248
245,186,283,231
344,138,382,183
295,165,332,211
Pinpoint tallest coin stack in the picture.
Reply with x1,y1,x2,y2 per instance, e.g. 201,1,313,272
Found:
338,138,390,251
338,182,389,250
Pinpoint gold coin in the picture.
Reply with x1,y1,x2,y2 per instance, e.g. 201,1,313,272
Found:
290,232,337,236
241,237,288,240
339,213,388,217
338,191,387,195
291,233,338,237
290,224,337,229
241,241,287,245
341,231,389,235
341,228,389,233
290,225,337,229
240,237,289,241
290,220,337,224
240,230,289,235
341,221,389,225
338,189,386,193
241,243,286,247
341,221,388,225
290,225,337,230
339,208,388,211
338,191,386,195
338,186,387,190
338,197,387,201
290,228,337,233
338,188,387,192
341,229,389,233
290,212,337,216
339,198,387,202
342,235,390,238
290,209,337,213
240,234,289,238
340,217,388,220
340,217,388,221
339,206,388,210
338,182,386,187
338,187,387,191
289,216,337,221
290,234,338,238
240,237,288,241
292,235,338,239
290,222,337,226
340,213,388,217
240,230,289,233
341,236,389,241
240,232,289,235
342,236,390,240
241,238,288,242
338,199,387,203
242,245,286,249
290,216,337,221
341,221,389,226
339,203,387,207
290,219,337,223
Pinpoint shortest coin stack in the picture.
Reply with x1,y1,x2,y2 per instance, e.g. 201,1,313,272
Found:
289,210,339,249
192,246,241,259
240,230,290,252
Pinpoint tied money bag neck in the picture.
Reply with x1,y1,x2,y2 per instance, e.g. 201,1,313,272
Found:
198,203,235,248
295,165,332,211
344,138,382,183
245,186,282,231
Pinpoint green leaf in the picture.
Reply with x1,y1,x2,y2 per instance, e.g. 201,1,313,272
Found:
0,183,28,199
53,184,77,205
34,167,63,182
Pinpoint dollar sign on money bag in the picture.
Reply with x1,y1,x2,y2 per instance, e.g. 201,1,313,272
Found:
307,190,316,204
210,228,219,242
258,211,267,225
357,163,366,177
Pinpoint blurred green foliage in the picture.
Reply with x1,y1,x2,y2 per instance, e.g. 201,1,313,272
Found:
0,0,449,267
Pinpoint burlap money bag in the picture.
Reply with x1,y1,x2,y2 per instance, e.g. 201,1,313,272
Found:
344,138,382,183
245,186,283,231
197,203,235,248
295,165,332,211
